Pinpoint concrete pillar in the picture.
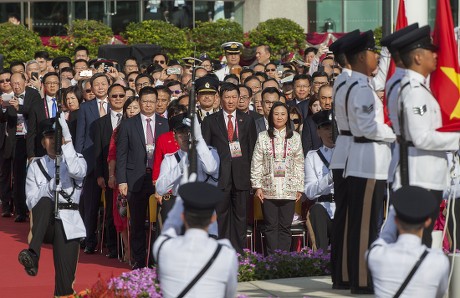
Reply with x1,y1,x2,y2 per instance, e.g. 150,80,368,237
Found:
243,0,308,32
404,0,428,26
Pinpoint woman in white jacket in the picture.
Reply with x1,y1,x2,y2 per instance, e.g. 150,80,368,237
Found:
251,101,304,255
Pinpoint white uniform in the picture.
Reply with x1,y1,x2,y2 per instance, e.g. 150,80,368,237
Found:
214,66,230,82
371,46,390,92
367,233,449,298
386,67,406,183
393,69,460,190
304,145,335,218
26,142,87,240
330,68,352,170
153,228,238,298
344,71,396,179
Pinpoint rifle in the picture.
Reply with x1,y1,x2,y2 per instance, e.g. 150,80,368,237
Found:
398,82,410,186
54,79,63,218
187,49,198,178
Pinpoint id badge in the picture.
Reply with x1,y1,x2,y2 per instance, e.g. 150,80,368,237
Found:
274,161,286,177
16,122,24,134
146,144,155,160
229,141,242,158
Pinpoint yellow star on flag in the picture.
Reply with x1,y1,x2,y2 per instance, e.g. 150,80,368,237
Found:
441,66,460,119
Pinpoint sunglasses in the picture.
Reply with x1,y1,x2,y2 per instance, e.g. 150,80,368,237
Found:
111,94,126,98
292,118,300,124
265,68,276,72
0,79,10,83
171,90,182,94
154,60,165,65
85,89,93,93
128,78,135,82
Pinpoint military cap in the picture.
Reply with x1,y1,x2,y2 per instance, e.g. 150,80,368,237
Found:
392,186,438,224
52,56,72,69
182,57,203,67
391,25,437,54
381,23,419,53
312,109,333,128
39,118,56,137
195,75,219,93
178,182,224,216
342,30,377,56
221,42,243,55
329,29,360,55
168,113,189,132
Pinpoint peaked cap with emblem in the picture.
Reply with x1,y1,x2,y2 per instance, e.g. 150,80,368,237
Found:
168,113,189,132
312,109,333,128
342,30,377,56
329,29,360,56
380,23,419,54
182,57,203,67
392,186,438,224
196,75,219,93
39,118,56,137
179,182,224,216
391,25,437,54
221,42,243,55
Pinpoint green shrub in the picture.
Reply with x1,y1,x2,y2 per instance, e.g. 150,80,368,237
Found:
122,20,192,59
247,18,306,61
0,23,43,68
190,19,244,60
374,26,382,48
47,19,113,59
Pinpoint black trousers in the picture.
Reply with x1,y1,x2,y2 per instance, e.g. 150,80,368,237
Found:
447,198,460,251
81,171,102,249
13,137,27,216
216,181,249,255
423,190,443,247
346,176,385,291
308,204,332,251
128,173,155,267
103,187,117,254
330,169,349,287
159,196,176,225
29,198,80,296
0,155,12,212
261,199,295,255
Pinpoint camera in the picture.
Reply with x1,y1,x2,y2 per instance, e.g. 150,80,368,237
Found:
31,72,39,80
166,67,181,75
80,70,92,77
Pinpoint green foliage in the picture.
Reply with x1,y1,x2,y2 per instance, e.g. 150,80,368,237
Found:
247,18,306,61
374,26,382,48
122,20,192,59
0,23,42,68
48,20,113,59
190,19,244,59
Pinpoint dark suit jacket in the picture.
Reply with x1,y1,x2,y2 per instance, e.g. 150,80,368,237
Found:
287,98,310,119
255,116,267,135
75,99,110,173
94,114,114,181
201,110,257,191
68,110,79,142
301,115,322,156
116,114,169,193
247,110,263,121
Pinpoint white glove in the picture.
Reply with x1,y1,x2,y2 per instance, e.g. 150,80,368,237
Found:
193,115,203,140
58,113,72,142
48,177,56,193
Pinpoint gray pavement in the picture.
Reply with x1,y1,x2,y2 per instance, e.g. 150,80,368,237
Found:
237,276,373,298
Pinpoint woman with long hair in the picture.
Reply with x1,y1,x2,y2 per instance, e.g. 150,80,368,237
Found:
251,101,304,254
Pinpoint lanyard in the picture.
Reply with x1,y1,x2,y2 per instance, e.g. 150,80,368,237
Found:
271,137,287,160
43,98,50,118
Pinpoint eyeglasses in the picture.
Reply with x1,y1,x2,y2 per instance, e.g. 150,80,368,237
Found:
45,82,59,86
154,60,165,65
265,68,276,72
128,78,135,82
85,89,93,93
0,79,10,83
136,82,150,88
292,118,300,124
157,98,169,103
296,85,310,89
111,94,126,98
313,81,328,86
171,90,182,95
141,100,156,105
239,95,250,101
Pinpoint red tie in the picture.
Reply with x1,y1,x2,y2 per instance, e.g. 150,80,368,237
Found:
227,114,234,142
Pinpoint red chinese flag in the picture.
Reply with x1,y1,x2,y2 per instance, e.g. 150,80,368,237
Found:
432,0,460,132
386,0,408,79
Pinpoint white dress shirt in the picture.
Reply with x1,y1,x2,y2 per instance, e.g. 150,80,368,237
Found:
110,110,122,129
96,97,108,117
45,95,57,118
223,110,236,130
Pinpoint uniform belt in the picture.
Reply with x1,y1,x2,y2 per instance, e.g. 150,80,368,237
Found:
353,136,382,143
58,202,79,210
162,194,177,201
396,135,415,147
317,194,334,202
339,130,352,136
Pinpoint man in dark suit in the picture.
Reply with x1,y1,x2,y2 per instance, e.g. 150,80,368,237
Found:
117,86,169,269
286,74,311,119
75,73,110,253
5,72,41,222
202,82,257,254
255,87,280,135
93,84,126,258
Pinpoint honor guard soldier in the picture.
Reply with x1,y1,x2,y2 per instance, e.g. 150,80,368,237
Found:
196,75,220,124
342,30,396,294
381,23,419,183
391,25,460,246
156,113,220,235
304,110,335,252
367,186,449,298
328,29,360,290
153,182,238,298
18,115,86,297
215,42,243,81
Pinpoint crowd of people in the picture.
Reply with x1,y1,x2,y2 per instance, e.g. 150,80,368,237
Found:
1,23,458,296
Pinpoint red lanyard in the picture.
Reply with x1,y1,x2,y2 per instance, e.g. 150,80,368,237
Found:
43,98,50,118
271,137,287,160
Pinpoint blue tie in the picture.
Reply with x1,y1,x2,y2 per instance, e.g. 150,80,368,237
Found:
51,98,56,117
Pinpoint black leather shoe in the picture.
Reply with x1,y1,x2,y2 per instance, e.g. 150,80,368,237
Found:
1,211,11,218
106,251,118,259
84,246,96,254
18,249,39,276
131,262,145,270
332,282,350,290
351,287,374,294
14,215,27,222
79,238,86,249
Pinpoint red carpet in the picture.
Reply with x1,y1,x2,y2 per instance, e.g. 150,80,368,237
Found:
0,214,130,297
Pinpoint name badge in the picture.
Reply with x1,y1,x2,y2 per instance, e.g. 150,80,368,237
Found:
274,161,286,177
229,141,242,158
146,144,155,160
16,121,25,134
